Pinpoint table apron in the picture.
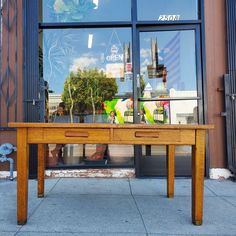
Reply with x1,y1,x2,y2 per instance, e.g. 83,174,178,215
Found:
26,128,196,145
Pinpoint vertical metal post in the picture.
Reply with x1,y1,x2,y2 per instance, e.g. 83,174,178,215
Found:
23,0,40,178
225,0,236,176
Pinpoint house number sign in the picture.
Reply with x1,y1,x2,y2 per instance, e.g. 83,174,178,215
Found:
158,15,181,21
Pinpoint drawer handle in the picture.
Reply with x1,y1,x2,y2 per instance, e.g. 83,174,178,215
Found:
135,131,159,138
65,131,89,138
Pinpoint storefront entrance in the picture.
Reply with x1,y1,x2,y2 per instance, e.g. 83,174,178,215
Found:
24,0,203,177
39,27,202,176
136,27,202,176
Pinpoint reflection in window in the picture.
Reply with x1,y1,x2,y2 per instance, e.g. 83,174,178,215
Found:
41,28,134,168
169,99,198,124
140,30,197,100
137,0,198,21
139,100,170,125
142,145,192,157
41,28,132,124
138,99,198,125
138,30,198,126
42,0,131,23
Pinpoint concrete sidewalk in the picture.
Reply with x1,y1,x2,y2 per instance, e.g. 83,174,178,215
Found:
0,177,236,236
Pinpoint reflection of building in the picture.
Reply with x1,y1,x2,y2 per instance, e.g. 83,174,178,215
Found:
143,83,152,98
169,89,198,124
48,94,62,115
147,38,158,78
105,63,124,78
147,38,166,80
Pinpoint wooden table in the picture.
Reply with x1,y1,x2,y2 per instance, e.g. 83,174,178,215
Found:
8,123,213,225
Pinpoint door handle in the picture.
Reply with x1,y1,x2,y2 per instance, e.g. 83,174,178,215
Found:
226,93,236,100
137,74,140,88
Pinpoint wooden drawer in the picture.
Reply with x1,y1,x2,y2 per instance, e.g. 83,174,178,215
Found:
112,129,195,145
28,128,110,144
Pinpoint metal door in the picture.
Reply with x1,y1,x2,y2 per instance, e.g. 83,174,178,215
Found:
225,0,236,177
135,25,203,176
223,75,236,176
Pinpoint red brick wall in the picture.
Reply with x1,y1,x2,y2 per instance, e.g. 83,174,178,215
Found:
0,0,23,171
204,0,227,168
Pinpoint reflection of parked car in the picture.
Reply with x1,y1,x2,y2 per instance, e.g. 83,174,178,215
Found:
53,115,79,123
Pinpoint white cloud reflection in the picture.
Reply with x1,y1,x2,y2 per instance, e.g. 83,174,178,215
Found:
141,58,150,74
70,56,98,72
140,48,150,58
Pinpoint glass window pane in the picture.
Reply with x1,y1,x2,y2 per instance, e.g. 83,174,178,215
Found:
41,28,132,123
42,0,131,23
41,28,133,167
169,99,198,124
139,30,197,99
137,0,198,21
138,99,198,125
47,143,134,167
141,145,191,157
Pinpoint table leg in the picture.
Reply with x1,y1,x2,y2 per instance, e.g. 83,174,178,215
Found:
17,128,29,225
192,130,206,225
167,145,175,198
38,144,45,198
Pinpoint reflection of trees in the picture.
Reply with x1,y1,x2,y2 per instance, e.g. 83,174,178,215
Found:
62,68,118,123
140,75,145,97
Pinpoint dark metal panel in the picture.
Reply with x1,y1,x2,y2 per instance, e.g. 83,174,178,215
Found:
137,24,200,32
200,0,209,177
23,0,40,122
39,22,132,29
139,97,201,102
131,0,142,177
225,0,236,176
23,0,40,179
195,25,204,124
223,75,235,174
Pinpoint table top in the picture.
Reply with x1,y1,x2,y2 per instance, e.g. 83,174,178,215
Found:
8,122,214,130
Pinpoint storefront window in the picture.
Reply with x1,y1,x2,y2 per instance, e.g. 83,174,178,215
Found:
38,0,202,175
139,99,198,125
139,29,198,160
137,0,198,21
41,27,134,167
42,0,131,23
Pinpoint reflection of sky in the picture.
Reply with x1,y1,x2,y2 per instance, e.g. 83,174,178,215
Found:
43,28,197,95
140,31,196,91
43,0,131,22
42,0,197,23
43,28,132,94
137,0,198,20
